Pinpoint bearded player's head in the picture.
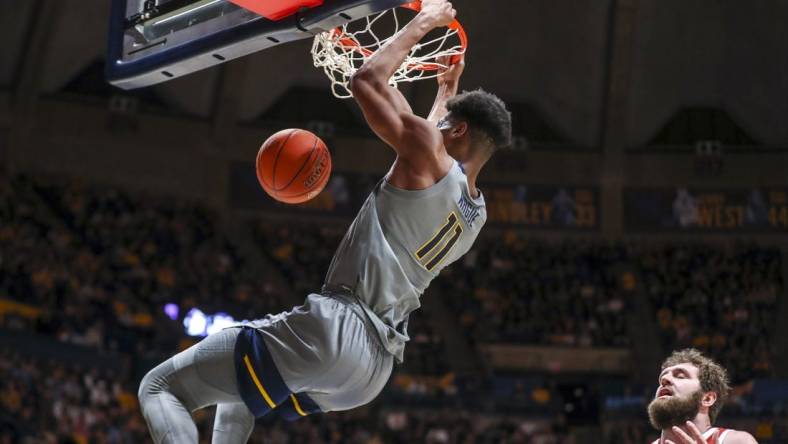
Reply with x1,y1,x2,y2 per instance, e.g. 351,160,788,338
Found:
648,348,731,431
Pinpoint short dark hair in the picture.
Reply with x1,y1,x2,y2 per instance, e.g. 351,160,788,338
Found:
661,348,731,423
446,89,512,151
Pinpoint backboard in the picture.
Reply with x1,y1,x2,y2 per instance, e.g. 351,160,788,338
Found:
107,0,409,89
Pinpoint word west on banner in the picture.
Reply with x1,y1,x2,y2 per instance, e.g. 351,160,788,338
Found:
625,188,788,232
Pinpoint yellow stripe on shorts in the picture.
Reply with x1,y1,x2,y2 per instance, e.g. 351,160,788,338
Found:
290,394,308,416
243,354,276,409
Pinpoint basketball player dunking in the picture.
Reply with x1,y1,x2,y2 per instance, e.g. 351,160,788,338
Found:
137,0,512,442
648,349,758,444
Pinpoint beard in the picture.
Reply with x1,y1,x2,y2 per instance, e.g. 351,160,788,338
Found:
647,389,703,430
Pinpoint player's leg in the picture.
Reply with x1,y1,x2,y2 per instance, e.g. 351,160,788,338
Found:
247,294,394,415
139,327,248,444
138,355,199,443
269,392,323,421
212,402,255,444
305,332,393,413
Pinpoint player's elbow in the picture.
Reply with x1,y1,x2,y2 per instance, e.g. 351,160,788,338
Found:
348,72,365,97
350,69,384,97
350,66,375,84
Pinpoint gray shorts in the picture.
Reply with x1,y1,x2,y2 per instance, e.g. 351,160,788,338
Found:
234,293,394,415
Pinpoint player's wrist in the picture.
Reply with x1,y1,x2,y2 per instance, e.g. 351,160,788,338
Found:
438,79,458,89
413,11,443,32
437,82,458,98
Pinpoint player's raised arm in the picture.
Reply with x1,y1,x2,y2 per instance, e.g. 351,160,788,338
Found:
350,0,456,157
427,55,465,125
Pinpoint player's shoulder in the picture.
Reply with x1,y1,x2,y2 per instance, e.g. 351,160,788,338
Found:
721,429,758,444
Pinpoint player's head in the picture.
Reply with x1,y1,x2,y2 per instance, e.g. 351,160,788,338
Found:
438,89,512,164
648,348,731,430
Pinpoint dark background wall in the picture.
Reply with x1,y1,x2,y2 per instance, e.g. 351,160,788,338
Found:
1,0,787,234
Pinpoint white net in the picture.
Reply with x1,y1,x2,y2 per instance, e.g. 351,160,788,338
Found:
311,6,466,99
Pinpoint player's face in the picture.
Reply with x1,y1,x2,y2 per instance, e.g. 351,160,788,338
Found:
654,363,701,400
436,115,453,132
437,116,456,149
436,114,468,158
647,363,704,430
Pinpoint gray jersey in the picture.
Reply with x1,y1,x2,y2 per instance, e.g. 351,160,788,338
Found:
323,161,486,362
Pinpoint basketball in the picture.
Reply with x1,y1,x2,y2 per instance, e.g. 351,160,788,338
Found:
256,128,332,204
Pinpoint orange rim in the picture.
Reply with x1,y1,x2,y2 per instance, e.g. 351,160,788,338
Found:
333,0,467,71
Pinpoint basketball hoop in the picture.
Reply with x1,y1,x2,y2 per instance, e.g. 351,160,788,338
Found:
311,1,468,98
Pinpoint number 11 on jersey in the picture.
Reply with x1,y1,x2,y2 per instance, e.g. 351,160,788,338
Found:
414,212,464,272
